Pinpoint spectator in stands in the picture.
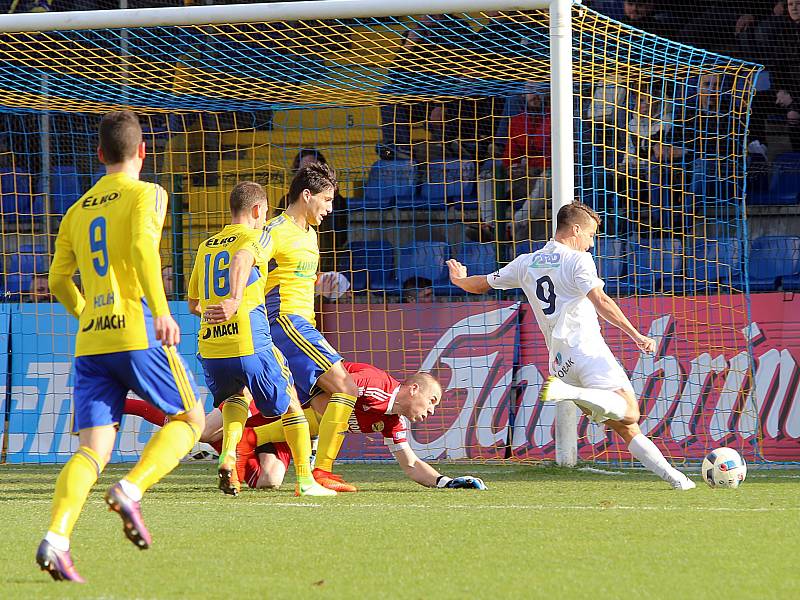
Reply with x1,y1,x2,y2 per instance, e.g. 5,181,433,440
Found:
2,0,51,12
161,264,175,300
287,149,348,271
24,274,53,303
668,0,777,57
505,91,552,242
402,276,434,303
379,14,475,161
620,0,678,40
747,0,800,155
621,85,684,230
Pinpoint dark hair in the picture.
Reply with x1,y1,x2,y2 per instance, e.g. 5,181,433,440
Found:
556,200,601,232
403,276,433,290
291,148,328,172
98,110,142,164
287,162,337,205
229,181,267,216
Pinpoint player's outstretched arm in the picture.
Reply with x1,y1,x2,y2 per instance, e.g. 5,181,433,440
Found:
446,259,491,294
392,446,486,489
587,287,656,353
203,249,255,324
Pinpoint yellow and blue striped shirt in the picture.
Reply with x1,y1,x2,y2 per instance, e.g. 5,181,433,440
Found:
263,213,319,326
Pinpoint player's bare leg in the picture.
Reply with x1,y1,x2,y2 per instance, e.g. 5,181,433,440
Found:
255,450,289,489
37,424,117,582
311,365,359,492
602,391,695,490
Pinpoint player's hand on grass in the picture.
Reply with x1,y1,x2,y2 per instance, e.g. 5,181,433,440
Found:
204,298,240,324
154,314,181,347
446,259,468,284
438,475,488,490
634,334,656,354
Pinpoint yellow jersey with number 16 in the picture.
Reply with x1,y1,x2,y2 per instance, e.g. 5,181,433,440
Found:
263,213,319,326
188,224,274,359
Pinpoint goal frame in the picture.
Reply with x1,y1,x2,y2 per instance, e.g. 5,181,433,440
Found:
0,0,580,465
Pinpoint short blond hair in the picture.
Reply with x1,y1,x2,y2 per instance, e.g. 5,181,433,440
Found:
405,372,442,400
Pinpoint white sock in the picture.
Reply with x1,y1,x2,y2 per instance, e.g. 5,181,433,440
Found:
44,531,70,552
557,381,628,421
628,434,685,485
119,478,143,502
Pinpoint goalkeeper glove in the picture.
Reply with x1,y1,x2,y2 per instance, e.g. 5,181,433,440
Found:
436,475,487,490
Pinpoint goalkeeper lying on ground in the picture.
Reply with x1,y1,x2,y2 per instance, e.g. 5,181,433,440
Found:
124,361,487,492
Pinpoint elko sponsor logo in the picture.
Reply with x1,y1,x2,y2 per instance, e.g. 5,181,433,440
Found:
81,191,119,209
205,236,237,247
81,314,126,332
201,322,239,340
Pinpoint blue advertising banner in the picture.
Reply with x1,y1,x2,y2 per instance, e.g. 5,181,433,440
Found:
0,304,11,450
4,303,212,463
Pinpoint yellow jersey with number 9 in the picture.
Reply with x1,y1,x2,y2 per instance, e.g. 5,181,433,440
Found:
188,224,274,358
49,172,170,357
263,213,319,326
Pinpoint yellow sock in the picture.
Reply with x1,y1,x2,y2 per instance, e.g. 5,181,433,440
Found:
124,420,200,493
281,410,314,484
254,408,320,446
220,395,249,464
314,393,356,473
48,446,103,538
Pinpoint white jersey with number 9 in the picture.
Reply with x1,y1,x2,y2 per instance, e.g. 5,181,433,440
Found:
487,240,604,350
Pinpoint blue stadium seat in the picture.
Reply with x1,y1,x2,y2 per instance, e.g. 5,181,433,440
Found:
784,274,800,291
459,242,499,276
749,236,800,291
631,237,682,294
397,241,450,289
51,166,82,215
0,168,42,227
338,240,398,292
416,160,477,209
771,153,800,205
595,237,632,296
363,159,415,209
683,240,741,294
5,244,49,295
509,239,546,261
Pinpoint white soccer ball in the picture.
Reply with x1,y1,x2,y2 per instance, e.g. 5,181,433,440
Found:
701,447,747,489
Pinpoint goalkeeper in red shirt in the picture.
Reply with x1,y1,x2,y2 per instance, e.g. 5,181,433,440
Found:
125,361,487,492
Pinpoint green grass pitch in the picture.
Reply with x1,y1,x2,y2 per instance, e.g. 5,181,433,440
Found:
1,462,798,599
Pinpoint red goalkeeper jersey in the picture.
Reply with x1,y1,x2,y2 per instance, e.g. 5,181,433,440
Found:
345,362,408,451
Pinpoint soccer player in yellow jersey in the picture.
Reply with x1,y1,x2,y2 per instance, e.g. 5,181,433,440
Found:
188,181,334,497
261,163,360,492
36,111,205,583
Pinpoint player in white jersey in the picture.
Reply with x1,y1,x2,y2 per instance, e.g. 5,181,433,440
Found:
447,200,694,490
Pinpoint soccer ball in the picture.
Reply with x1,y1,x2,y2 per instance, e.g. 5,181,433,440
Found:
701,447,747,489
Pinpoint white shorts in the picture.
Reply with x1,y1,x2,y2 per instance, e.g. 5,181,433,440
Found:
549,337,634,394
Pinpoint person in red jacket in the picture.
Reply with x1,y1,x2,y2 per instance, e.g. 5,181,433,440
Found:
505,91,551,240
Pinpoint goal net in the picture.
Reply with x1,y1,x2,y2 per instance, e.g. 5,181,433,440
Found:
0,1,775,466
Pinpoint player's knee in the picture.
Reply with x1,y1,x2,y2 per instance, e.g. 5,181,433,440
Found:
339,373,358,397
